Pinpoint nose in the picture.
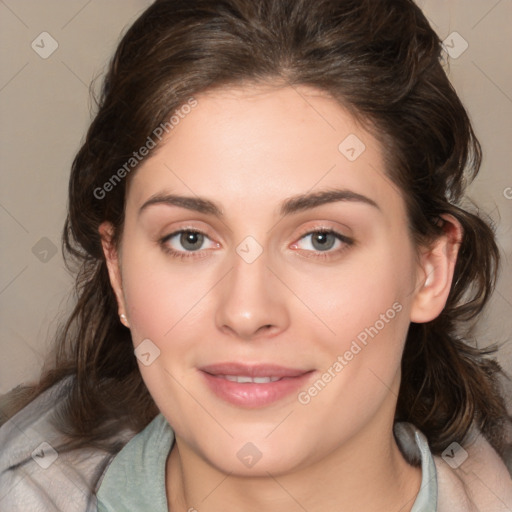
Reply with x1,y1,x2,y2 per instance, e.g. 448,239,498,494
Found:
215,250,290,341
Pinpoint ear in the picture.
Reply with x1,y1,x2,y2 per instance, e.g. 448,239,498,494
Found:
410,214,463,323
98,221,129,327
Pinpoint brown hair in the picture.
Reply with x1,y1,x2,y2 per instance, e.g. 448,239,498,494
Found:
4,0,510,458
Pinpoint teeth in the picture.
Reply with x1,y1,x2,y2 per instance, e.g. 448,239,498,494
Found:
221,375,281,383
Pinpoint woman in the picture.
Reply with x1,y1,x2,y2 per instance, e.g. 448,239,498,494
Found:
1,0,511,510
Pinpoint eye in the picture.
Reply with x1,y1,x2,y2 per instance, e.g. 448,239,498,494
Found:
159,227,353,261
291,229,353,259
160,229,219,259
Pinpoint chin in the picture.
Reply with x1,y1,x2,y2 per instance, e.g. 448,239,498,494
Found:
189,431,315,478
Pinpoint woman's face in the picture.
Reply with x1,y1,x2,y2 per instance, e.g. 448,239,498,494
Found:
102,84,432,476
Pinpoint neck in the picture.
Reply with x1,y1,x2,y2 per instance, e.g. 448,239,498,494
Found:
166,416,422,512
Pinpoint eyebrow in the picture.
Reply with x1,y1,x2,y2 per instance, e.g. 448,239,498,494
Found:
138,188,380,219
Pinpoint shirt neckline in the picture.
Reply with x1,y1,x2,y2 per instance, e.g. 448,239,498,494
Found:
96,415,437,511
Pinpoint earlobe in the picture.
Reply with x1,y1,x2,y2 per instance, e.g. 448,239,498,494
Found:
98,221,128,324
410,215,463,323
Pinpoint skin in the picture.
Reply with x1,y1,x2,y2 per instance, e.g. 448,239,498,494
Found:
100,83,462,512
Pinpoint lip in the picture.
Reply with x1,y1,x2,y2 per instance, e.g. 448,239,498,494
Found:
199,362,315,408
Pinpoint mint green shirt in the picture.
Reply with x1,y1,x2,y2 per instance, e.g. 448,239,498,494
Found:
97,415,437,511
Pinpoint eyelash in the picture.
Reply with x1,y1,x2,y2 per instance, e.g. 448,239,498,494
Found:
293,228,354,260
159,228,354,261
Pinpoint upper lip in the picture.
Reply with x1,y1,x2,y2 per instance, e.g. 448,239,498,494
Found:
199,363,312,378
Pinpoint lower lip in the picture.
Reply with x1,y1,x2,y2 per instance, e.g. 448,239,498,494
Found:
200,371,315,408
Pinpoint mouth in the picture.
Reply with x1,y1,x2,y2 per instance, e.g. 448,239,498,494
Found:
199,363,315,408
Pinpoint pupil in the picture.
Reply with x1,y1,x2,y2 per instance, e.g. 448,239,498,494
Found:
312,232,335,251
181,232,203,250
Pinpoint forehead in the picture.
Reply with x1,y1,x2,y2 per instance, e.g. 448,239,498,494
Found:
126,84,403,221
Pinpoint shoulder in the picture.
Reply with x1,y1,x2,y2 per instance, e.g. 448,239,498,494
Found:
395,421,512,511
0,376,134,512
433,427,512,512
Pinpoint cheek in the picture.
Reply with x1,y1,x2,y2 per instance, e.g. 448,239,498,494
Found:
291,252,413,429
118,244,211,414
301,244,415,347
293,239,416,414
120,243,212,343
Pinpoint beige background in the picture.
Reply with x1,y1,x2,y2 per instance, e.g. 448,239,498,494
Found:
0,0,511,395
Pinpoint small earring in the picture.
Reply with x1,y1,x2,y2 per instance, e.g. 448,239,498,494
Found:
120,313,129,327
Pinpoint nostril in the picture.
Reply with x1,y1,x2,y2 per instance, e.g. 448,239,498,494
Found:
258,325,274,334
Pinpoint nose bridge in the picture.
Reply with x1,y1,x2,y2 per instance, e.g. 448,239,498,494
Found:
215,241,289,339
